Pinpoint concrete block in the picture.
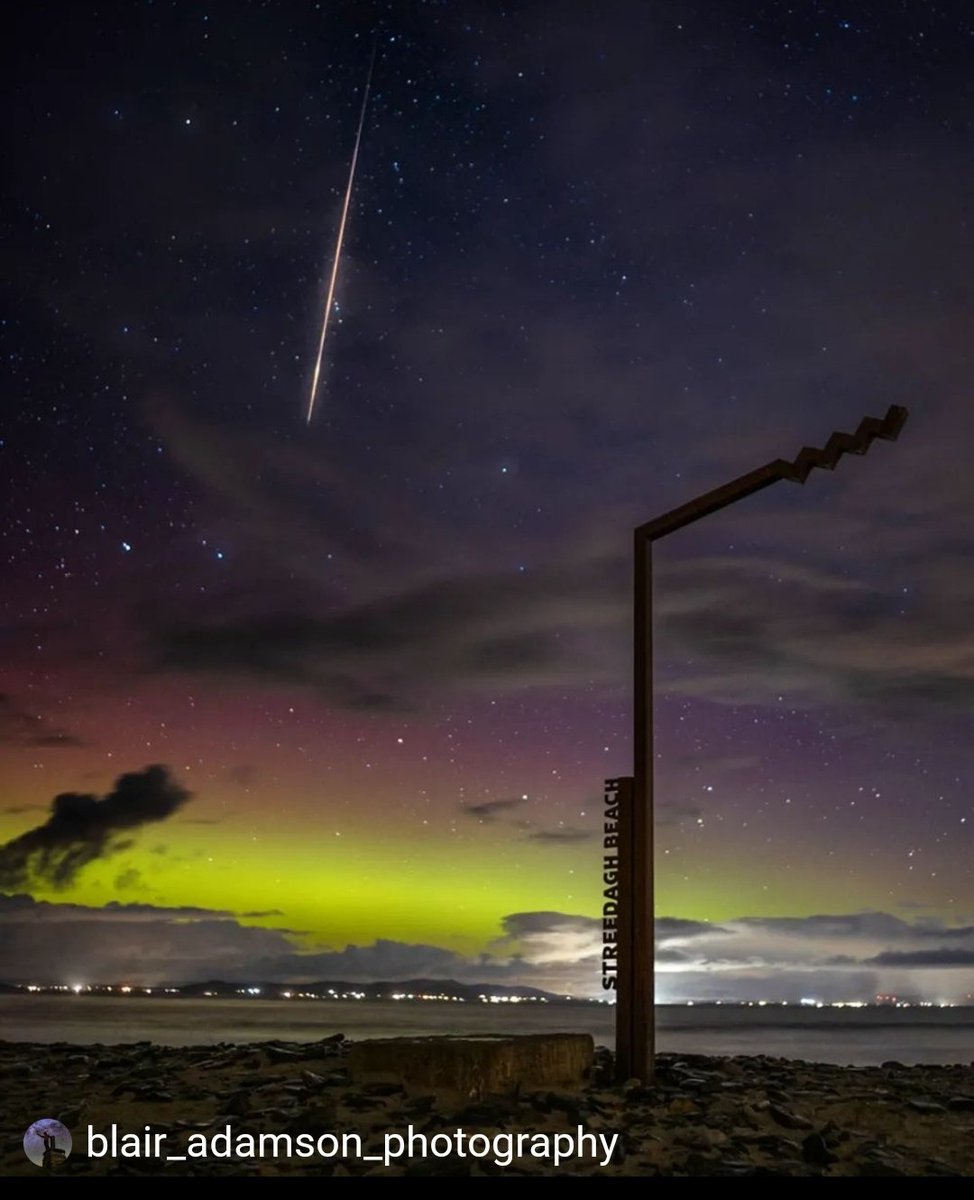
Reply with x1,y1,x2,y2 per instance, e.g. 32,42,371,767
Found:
348,1034,594,1099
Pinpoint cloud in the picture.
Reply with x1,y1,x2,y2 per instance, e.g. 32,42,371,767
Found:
0,896,575,991
865,948,974,967
0,693,85,749
523,827,595,844
659,917,733,940
658,803,705,829
137,515,974,724
650,911,974,1002
461,798,527,822
0,894,297,985
0,895,236,923
461,801,596,844
0,765,192,890
113,867,145,893
144,551,626,710
735,912,917,941
655,555,974,717
499,911,599,941
0,896,971,999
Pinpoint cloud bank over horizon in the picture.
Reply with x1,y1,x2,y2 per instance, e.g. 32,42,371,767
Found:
1,893,971,1004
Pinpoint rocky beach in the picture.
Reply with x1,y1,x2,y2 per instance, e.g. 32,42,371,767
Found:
2,1035,973,1177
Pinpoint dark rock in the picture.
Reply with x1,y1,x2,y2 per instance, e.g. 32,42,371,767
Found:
801,1132,838,1166
265,1045,303,1063
285,1101,337,1134
58,1101,88,1126
860,1156,908,1177
362,1080,405,1097
343,1093,385,1111
748,1134,802,1157
769,1104,814,1130
906,1099,947,1115
454,1098,519,1124
529,1090,585,1119
223,1090,252,1116
817,1120,849,1147
677,1127,728,1150
946,1095,974,1112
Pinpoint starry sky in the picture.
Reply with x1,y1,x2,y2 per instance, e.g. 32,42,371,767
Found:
2,1,972,1001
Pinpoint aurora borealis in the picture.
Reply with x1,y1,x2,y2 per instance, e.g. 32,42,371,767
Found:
2,2,972,1001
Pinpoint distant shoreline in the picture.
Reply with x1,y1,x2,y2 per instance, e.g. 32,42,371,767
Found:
3,981,969,1013
2,995,973,1067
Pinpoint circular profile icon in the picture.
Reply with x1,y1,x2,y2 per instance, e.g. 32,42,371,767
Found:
24,1119,72,1169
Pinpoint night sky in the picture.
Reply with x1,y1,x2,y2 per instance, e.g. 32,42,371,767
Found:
2,1,972,1002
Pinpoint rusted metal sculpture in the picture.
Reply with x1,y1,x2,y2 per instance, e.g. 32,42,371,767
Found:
613,405,909,1082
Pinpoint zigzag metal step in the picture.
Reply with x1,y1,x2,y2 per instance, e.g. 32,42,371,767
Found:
637,404,909,541
775,405,909,484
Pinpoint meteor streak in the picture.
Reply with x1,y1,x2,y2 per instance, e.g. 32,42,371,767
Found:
305,42,377,424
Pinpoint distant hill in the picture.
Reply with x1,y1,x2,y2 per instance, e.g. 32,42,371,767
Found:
176,977,572,1003
0,978,587,1003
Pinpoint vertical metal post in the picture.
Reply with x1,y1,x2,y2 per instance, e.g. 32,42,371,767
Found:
628,533,655,1081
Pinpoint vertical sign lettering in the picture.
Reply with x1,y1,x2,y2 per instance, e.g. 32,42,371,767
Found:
601,778,621,989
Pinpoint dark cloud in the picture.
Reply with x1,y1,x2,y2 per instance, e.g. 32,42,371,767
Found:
499,911,598,939
658,918,733,941
0,896,589,992
461,797,527,822
866,948,974,968
523,827,595,845
0,894,296,986
0,693,85,749
0,765,192,890
0,895,235,922
658,803,705,829
496,911,729,945
655,555,974,717
143,550,626,710
917,924,974,941
137,504,974,723
0,896,971,999
113,867,145,893
735,912,917,941
250,938,485,984
657,948,694,964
